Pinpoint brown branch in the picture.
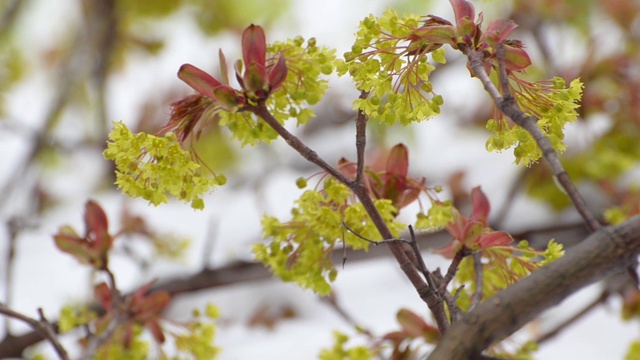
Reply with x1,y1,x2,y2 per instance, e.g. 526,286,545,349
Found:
355,91,369,183
438,248,469,292
0,0,23,35
0,222,596,358
246,103,450,333
428,215,640,359
461,45,601,232
0,303,69,360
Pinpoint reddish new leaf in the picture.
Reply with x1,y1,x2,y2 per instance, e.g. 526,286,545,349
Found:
54,225,95,265
242,24,267,70
481,19,518,46
470,186,490,223
84,200,112,256
503,40,532,71
94,282,113,311
178,64,226,101
145,319,166,343
396,308,440,343
268,53,288,92
386,144,409,179
450,0,475,24
478,231,513,249
242,24,268,92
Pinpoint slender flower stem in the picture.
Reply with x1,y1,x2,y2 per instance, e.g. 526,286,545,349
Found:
461,44,601,232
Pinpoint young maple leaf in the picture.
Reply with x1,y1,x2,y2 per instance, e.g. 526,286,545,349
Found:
439,187,513,257
178,24,287,107
94,280,171,346
338,143,426,213
54,200,113,269
127,281,171,343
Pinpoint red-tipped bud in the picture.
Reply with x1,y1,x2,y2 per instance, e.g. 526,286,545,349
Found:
386,143,409,179
450,0,475,25
242,24,267,70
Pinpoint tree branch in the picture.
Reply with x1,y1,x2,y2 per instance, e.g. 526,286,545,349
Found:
428,215,640,359
461,45,601,232
0,303,69,360
246,103,449,333
355,91,369,184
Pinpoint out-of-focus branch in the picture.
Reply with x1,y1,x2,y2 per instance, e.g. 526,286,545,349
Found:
428,215,640,359
0,221,597,358
0,303,69,360
0,0,23,35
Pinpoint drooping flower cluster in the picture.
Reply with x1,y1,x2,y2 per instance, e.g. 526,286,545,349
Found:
338,0,532,126
256,178,405,295
103,121,225,210
338,9,445,126
486,77,584,165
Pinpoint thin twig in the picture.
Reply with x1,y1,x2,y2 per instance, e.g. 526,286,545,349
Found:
470,252,484,310
104,267,121,311
342,222,440,293
439,248,469,292
2,219,18,335
491,170,525,228
407,225,439,291
0,302,69,360
461,44,601,232
341,220,411,246
0,0,23,35
322,292,373,337
448,285,465,322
